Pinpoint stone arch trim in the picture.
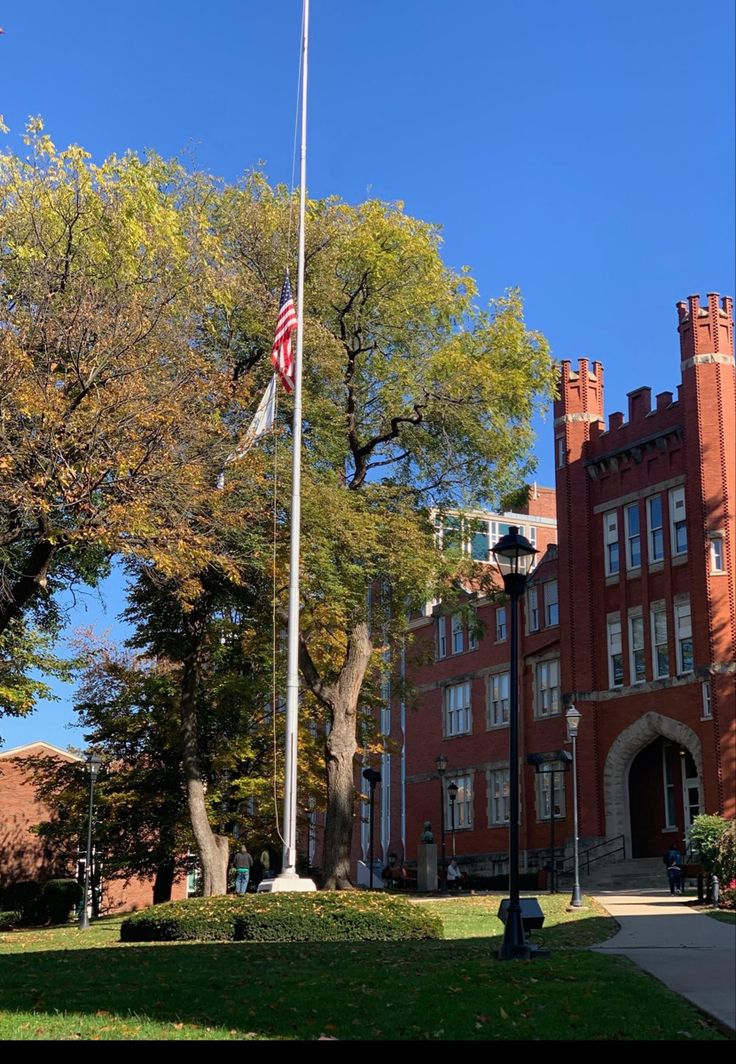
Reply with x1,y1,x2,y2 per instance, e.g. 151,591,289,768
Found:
603,712,703,848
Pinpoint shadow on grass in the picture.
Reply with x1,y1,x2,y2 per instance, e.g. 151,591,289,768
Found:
0,934,725,1041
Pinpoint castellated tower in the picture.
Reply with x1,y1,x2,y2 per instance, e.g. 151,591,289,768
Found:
554,295,734,844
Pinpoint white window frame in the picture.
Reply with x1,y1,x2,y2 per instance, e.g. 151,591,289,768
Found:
437,616,447,659
536,771,566,821
451,613,464,655
625,503,641,569
710,536,725,573
701,680,712,719
674,600,693,675
650,604,670,679
669,487,687,556
628,611,646,684
444,681,472,737
446,771,473,829
544,580,559,627
608,616,623,688
647,495,665,562
488,671,510,728
535,659,560,718
556,435,566,468
604,511,620,576
488,768,510,825
496,607,507,642
527,586,539,632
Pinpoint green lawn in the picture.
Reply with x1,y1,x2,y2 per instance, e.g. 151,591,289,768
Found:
704,910,736,925
0,894,728,1041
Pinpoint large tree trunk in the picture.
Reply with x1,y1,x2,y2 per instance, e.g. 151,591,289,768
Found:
0,538,56,635
180,619,229,896
319,622,374,890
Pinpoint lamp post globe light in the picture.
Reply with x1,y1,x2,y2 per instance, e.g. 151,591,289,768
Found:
566,705,584,908
362,767,382,889
79,753,103,930
435,754,448,893
448,780,459,858
491,525,538,960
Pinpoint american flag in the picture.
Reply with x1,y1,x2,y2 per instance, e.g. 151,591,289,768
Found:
271,273,297,393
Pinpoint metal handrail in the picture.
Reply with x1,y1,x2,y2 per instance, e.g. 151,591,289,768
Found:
558,834,626,876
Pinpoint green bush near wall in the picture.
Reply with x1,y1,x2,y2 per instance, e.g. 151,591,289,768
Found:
120,891,444,943
0,879,81,926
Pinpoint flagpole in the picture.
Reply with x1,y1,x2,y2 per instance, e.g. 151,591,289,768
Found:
280,0,309,881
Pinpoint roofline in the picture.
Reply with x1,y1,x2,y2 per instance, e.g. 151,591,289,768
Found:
0,740,83,762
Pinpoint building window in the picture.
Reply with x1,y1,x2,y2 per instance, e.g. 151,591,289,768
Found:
544,580,559,627
496,607,507,642
669,487,687,555
445,682,471,737
710,537,725,573
527,587,539,632
447,772,474,829
488,672,510,727
608,617,623,688
536,771,566,821
662,746,677,829
535,659,560,717
647,495,664,562
701,681,712,719
625,503,641,569
628,612,646,684
488,768,510,825
468,619,478,651
604,511,620,576
437,616,447,659
674,600,693,675
451,613,464,654
469,519,490,562
556,435,566,468
651,605,669,679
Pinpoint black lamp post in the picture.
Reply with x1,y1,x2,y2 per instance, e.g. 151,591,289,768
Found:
435,753,448,892
79,753,102,930
362,767,381,889
492,525,538,960
566,706,584,908
448,780,459,857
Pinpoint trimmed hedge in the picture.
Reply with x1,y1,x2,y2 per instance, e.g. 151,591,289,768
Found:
0,879,81,926
0,910,22,930
120,891,444,943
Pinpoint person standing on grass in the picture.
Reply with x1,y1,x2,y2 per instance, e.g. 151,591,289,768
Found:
663,845,683,895
233,845,253,895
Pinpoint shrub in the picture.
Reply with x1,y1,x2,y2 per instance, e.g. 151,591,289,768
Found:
121,892,443,943
42,879,82,924
687,814,731,872
714,821,736,887
0,910,22,930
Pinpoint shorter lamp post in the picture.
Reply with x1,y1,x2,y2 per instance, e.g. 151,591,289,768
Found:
566,705,584,907
436,754,448,892
492,526,538,960
527,751,572,896
362,767,382,889
448,780,458,858
79,753,102,930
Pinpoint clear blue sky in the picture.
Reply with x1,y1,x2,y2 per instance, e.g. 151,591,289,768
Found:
1,1,734,750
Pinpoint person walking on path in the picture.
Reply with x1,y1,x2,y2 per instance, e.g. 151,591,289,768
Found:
233,845,253,895
663,844,683,895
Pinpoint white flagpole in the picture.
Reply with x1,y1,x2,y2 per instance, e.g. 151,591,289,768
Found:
280,0,309,880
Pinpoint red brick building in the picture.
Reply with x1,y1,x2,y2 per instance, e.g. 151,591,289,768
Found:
0,741,188,913
354,292,735,881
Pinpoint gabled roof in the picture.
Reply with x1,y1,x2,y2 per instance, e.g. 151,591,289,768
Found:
0,740,83,763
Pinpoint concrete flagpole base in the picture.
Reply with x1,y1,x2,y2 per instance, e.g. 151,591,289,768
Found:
257,875,317,893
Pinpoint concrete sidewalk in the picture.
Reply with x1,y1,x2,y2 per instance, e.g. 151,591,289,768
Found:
591,890,736,1033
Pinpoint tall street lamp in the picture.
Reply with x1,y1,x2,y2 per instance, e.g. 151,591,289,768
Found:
435,754,448,893
79,753,103,930
362,767,382,889
566,705,584,908
492,525,538,960
448,780,459,858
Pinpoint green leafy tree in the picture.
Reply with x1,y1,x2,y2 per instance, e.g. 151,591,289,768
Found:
216,181,555,887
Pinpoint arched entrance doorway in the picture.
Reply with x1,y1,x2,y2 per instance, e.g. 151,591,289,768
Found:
603,712,702,858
